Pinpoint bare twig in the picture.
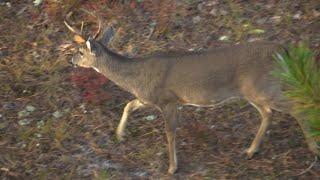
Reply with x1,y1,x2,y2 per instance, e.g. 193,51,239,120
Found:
296,156,318,176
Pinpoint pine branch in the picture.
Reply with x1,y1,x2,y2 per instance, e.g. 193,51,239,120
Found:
273,43,320,140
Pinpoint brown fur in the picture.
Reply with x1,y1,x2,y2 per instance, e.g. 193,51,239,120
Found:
71,38,317,174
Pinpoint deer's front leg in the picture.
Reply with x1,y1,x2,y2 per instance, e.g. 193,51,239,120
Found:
116,99,145,141
162,103,178,174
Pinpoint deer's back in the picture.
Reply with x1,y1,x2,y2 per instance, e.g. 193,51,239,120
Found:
155,42,285,106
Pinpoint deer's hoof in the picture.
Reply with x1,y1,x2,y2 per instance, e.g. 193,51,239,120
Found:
116,135,125,142
168,165,177,174
244,148,258,159
116,131,125,142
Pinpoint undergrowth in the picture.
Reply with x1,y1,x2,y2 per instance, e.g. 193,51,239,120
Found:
273,44,320,139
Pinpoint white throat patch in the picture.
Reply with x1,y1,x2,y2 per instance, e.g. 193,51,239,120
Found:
92,67,100,73
86,40,91,51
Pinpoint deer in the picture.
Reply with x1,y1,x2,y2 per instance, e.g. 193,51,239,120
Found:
64,13,319,174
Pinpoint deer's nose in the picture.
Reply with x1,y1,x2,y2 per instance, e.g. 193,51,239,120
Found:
70,57,77,67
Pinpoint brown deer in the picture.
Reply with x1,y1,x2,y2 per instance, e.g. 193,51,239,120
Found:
65,15,319,174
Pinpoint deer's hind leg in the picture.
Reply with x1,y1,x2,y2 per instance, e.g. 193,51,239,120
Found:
161,103,179,174
246,101,272,158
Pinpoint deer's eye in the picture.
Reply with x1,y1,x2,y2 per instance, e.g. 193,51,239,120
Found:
79,51,84,58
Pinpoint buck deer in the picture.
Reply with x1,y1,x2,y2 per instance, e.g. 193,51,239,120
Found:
65,14,319,174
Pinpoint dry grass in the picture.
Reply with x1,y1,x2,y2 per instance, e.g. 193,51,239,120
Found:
0,0,319,179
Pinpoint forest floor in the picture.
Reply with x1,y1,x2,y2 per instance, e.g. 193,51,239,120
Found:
1,0,320,179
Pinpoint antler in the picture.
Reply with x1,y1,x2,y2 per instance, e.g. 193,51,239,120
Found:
64,11,85,43
80,8,102,39
64,9,102,41
64,21,83,35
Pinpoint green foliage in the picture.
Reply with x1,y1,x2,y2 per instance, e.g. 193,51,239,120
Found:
273,44,320,137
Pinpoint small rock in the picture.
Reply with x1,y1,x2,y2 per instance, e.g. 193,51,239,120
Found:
18,105,36,118
37,120,45,128
35,133,42,138
219,35,229,41
26,105,36,112
144,115,157,121
193,16,201,24
18,118,32,126
313,9,320,17
256,18,267,25
80,104,87,114
206,1,218,6
133,171,148,177
0,114,2,118
242,23,250,29
33,0,42,6
270,16,281,24
32,51,40,60
220,9,228,16
271,155,277,160
63,108,70,113
181,141,187,146
248,37,262,42
52,111,63,119
17,6,27,16
265,4,274,9
249,29,265,34
18,110,30,118
197,3,203,11
195,107,202,112
156,152,163,156
209,8,218,16
293,13,301,20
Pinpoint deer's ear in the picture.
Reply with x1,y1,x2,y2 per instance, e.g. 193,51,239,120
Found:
99,26,115,47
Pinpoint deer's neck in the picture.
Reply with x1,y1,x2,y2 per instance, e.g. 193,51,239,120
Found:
94,50,140,91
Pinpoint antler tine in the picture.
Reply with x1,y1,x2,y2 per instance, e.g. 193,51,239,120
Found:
80,8,102,39
64,11,83,36
64,20,83,35
93,19,101,39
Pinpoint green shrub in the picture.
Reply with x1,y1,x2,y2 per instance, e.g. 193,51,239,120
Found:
273,43,320,138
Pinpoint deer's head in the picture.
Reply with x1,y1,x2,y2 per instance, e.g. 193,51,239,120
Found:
70,28,115,69
64,9,115,69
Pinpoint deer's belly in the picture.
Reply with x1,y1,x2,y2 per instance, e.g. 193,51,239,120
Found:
182,96,241,107
178,88,241,107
